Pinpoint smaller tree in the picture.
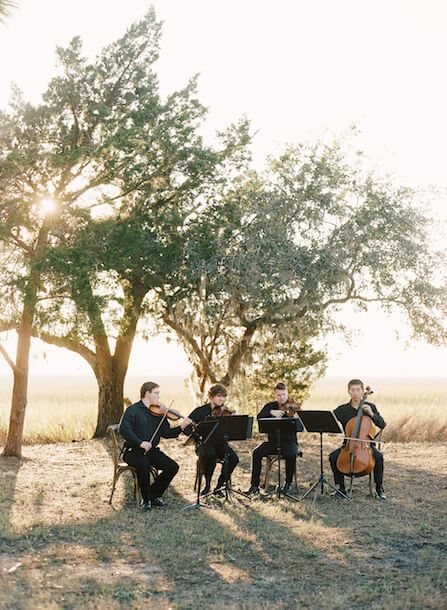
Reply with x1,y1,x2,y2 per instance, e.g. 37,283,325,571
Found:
246,327,328,413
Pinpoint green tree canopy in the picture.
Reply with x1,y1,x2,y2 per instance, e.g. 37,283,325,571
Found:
0,8,250,451
160,137,447,401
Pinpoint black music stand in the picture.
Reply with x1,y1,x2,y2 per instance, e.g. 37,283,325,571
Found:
182,419,219,512
298,410,350,501
257,417,303,502
213,415,254,503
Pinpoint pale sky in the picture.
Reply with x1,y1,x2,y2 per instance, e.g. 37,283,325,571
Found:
1,0,446,378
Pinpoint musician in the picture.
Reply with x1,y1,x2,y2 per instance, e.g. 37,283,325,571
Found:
185,384,239,497
245,382,301,495
329,379,387,500
119,381,192,510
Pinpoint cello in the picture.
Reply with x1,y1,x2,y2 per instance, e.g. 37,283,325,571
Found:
336,386,378,478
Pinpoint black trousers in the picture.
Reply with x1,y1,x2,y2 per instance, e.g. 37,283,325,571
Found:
251,440,298,487
329,446,384,490
124,447,179,502
197,443,239,490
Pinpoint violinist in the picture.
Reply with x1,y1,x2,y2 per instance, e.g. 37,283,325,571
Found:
119,381,193,511
245,382,301,496
184,384,239,497
329,379,387,500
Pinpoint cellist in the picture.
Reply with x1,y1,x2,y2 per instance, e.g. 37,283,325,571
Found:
329,379,387,500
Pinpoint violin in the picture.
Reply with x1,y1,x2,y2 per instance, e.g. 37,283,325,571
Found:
148,402,195,446
149,403,187,422
336,385,377,477
211,404,236,417
278,399,302,418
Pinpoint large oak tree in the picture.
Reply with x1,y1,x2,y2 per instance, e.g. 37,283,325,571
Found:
0,9,250,453
159,138,447,402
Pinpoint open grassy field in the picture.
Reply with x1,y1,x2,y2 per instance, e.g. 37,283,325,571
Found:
0,434,446,609
1,375,446,444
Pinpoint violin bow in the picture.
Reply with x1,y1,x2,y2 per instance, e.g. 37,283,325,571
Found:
148,399,174,446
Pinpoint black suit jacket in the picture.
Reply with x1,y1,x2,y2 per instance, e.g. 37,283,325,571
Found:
257,401,301,444
119,401,182,451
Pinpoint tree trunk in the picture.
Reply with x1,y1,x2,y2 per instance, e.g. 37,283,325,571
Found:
2,222,50,458
94,364,126,437
2,309,33,458
93,283,145,437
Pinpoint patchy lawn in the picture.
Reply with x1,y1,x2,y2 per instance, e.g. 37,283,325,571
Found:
0,436,446,609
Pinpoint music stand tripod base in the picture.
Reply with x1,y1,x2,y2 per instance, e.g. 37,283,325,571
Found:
258,418,301,503
182,420,219,512
182,415,254,510
297,410,351,502
213,415,254,504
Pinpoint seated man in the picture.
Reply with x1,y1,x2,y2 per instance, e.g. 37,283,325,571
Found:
185,384,239,497
329,378,387,500
119,381,192,510
245,382,301,495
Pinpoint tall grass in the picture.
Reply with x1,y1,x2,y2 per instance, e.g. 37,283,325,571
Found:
0,374,446,445
0,375,195,445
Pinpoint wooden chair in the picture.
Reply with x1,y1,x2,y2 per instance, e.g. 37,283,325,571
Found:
261,450,303,492
347,430,384,498
107,424,157,506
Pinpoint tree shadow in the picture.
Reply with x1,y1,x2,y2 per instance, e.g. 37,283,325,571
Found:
0,454,23,540
1,437,445,609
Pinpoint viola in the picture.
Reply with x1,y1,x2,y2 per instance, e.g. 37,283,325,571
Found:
336,386,378,477
278,399,302,418
211,404,236,417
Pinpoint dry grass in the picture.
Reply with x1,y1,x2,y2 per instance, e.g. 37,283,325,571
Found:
0,376,195,446
0,375,446,445
0,435,446,609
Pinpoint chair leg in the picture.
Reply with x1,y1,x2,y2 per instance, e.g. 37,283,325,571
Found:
263,457,272,489
368,472,374,497
130,470,140,504
109,472,118,505
293,462,299,492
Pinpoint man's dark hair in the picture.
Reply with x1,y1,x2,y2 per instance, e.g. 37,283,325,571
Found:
140,381,160,399
208,384,228,398
274,382,287,391
348,379,364,390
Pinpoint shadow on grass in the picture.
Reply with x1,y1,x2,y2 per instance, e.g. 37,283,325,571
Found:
0,453,22,540
0,437,446,610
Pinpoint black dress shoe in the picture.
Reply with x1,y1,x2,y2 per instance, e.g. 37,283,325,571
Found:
200,486,211,497
140,500,151,511
151,497,167,507
282,482,292,493
376,489,387,501
244,485,259,496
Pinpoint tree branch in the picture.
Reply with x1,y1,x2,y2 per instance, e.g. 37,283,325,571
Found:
8,233,35,256
32,329,97,372
0,343,18,373
163,312,218,384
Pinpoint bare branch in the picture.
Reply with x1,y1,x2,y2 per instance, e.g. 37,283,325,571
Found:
0,343,18,372
32,329,97,372
8,233,34,256
163,313,218,384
